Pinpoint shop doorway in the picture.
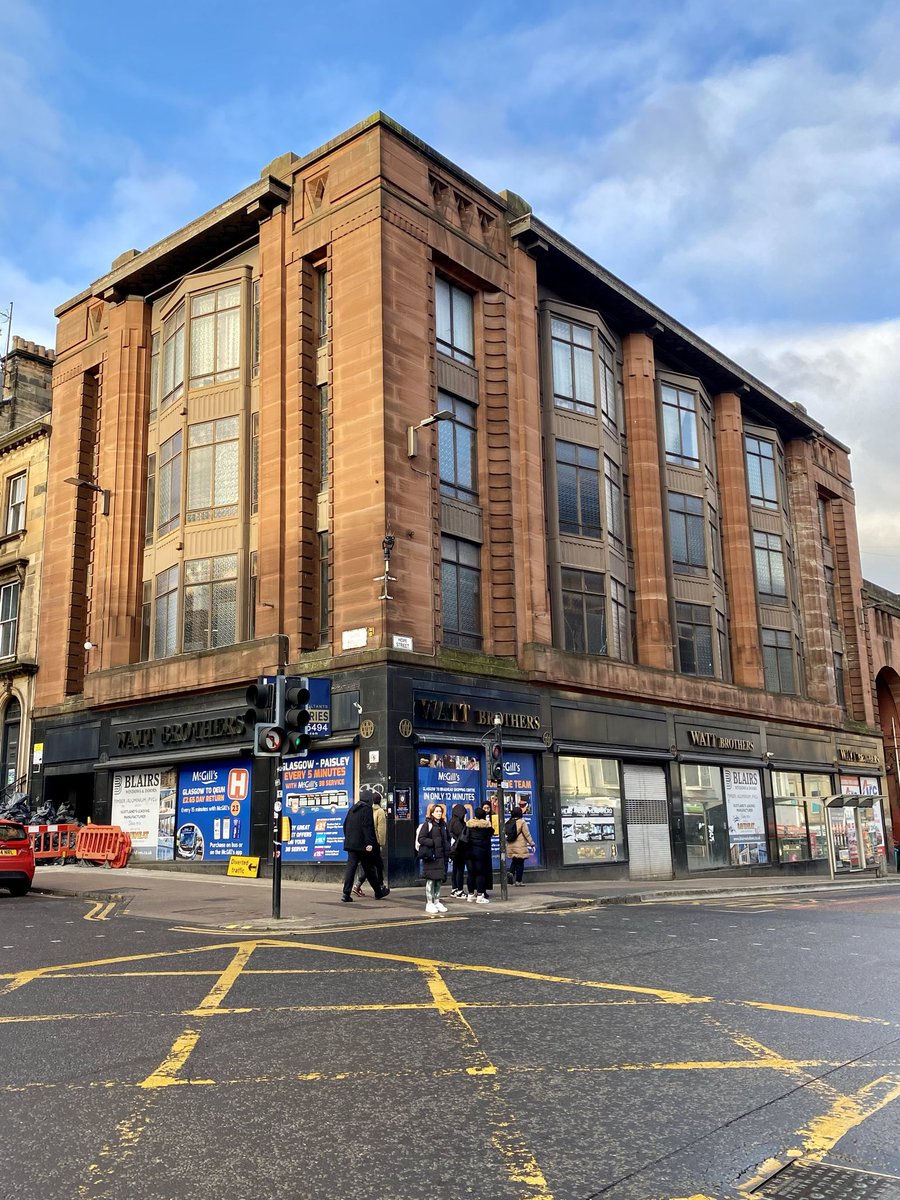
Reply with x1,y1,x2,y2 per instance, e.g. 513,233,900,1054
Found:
623,764,672,880
826,795,885,873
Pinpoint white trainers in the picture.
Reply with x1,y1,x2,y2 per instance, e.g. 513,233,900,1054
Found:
425,901,439,914
476,895,490,904
435,901,448,912
466,893,476,902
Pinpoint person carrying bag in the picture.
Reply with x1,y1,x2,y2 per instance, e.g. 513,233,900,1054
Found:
448,802,470,898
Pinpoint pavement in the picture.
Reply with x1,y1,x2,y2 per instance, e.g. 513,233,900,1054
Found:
29,861,900,931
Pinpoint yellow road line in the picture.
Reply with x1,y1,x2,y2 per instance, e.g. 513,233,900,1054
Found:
190,943,255,1015
171,915,466,936
743,999,892,1025
420,964,555,1198
137,1030,212,1090
84,900,114,922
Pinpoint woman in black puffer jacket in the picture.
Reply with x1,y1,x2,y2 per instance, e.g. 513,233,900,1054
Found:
448,803,469,898
415,803,451,914
464,805,494,904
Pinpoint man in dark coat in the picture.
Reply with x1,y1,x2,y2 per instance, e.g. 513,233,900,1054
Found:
341,788,390,903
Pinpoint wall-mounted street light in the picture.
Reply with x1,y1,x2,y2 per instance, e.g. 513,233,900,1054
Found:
406,408,454,458
64,476,111,516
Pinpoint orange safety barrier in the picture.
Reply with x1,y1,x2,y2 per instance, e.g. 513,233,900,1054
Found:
74,825,133,869
27,823,81,863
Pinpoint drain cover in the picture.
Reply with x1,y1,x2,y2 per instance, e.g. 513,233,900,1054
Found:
754,1161,900,1199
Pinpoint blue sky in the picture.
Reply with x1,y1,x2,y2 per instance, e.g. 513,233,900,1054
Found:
3,0,900,585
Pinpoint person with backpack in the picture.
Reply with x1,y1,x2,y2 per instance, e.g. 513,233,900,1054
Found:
464,804,494,904
415,802,451,914
448,802,470,897
353,787,388,896
341,789,391,903
506,803,535,886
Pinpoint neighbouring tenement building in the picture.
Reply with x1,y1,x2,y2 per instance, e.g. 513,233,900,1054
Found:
31,113,891,882
0,336,54,801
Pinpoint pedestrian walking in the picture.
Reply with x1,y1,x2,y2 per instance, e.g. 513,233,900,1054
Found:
448,802,470,897
464,804,494,904
341,789,391,903
415,802,451,914
353,787,388,896
506,803,535,886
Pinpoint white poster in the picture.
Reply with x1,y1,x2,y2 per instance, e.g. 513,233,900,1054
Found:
111,770,175,861
722,767,768,865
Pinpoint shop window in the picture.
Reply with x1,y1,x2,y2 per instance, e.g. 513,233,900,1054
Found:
438,392,477,503
676,602,714,677
762,628,796,693
557,441,601,538
681,765,770,870
435,276,474,365
562,568,606,655
559,756,625,866
4,473,26,535
753,530,787,601
183,554,238,653
441,536,482,650
668,492,706,574
745,435,779,509
661,384,699,467
161,302,185,409
186,417,239,523
771,772,830,862
189,284,241,388
157,431,182,538
0,581,19,659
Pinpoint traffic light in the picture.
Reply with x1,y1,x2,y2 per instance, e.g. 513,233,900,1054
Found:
245,679,284,757
490,725,503,783
283,676,312,755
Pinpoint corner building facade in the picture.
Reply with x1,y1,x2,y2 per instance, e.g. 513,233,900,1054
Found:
33,114,891,882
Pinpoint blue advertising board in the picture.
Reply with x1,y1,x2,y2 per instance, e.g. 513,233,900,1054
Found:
176,760,252,861
416,746,542,868
307,677,331,739
281,749,354,862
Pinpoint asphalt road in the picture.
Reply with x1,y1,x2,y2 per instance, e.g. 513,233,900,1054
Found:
1,888,899,1200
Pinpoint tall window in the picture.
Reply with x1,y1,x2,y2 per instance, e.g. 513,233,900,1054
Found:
717,612,731,683
610,579,628,660
438,393,477,502
745,435,778,509
676,602,713,677
441,536,481,649
562,569,606,655
161,302,185,408
604,458,623,543
762,628,796,693
157,431,182,537
187,417,239,523
248,551,258,642
140,581,152,662
668,492,706,574
154,566,179,659
189,285,240,388
824,565,839,624
318,385,329,487
250,413,260,516
662,384,699,467
557,442,601,537
0,582,19,658
551,318,594,415
149,331,160,421
183,554,238,652
1,697,20,790
318,534,329,646
315,265,329,347
818,495,831,546
144,454,156,546
251,279,261,379
834,651,846,709
435,277,475,365
753,530,787,600
5,473,26,535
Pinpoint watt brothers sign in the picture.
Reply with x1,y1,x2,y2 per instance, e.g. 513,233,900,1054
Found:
112,714,245,756
413,693,541,732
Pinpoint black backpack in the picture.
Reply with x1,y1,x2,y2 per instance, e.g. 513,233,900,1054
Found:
504,814,519,843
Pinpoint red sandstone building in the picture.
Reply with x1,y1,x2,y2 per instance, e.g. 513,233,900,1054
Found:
31,114,891,882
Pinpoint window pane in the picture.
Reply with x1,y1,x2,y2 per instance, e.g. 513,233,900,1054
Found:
216,307,240,373
214,441,239,508
451,288,474,359
552,338,573,402
435,278,452,347
573,344,594,405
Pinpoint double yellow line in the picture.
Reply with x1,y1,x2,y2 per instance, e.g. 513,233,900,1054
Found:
84,899,118,922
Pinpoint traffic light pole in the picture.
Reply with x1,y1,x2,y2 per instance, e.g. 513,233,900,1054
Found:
271,674,285,920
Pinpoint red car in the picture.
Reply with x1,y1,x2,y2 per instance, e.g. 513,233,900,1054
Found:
0,819,35,896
